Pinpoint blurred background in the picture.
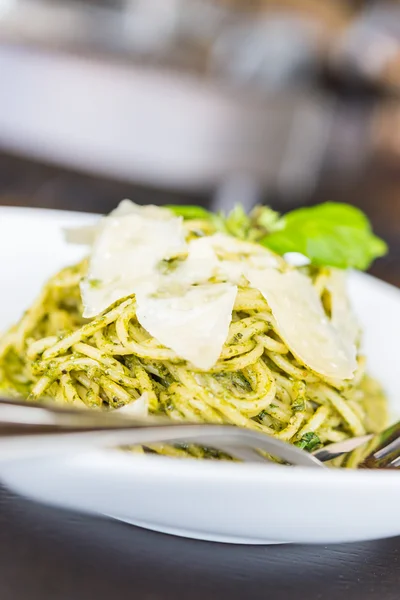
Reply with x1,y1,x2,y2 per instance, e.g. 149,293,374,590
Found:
0,0,400,283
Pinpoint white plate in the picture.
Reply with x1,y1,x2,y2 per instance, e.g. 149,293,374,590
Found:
0,206,400,545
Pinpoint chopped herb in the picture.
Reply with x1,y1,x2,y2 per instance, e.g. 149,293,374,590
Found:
88,278,102,289
295,432,321,452
157,257,181,275
232,373,251,390
257,410,268,421
232,332,243,342
292,399,305,412
291,381,306,412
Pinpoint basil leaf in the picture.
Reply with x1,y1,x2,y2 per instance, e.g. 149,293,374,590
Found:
167,201,386,271
295,432,321,452
261,202,387,270
284,202,370,230
166,205,213,220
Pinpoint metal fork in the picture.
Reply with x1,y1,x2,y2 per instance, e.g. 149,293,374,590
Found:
313,420,400,469
0,396,397,469
0,396,323,467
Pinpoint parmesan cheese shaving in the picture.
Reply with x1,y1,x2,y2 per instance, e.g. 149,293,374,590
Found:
171,237,219,286
64,200,172,246
327,269,360,349
81,211,186,318
247,268,357,380
136,284,237,370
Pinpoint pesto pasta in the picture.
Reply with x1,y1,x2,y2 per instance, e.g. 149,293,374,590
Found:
0,202,388,460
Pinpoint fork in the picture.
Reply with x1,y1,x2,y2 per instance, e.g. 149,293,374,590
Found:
313,419,400,469
0,396,397,469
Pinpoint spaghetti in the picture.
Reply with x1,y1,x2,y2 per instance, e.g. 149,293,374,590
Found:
0,205,388,462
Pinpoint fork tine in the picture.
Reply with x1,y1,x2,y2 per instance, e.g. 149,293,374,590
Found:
359,446,400,469
356,423,400,469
